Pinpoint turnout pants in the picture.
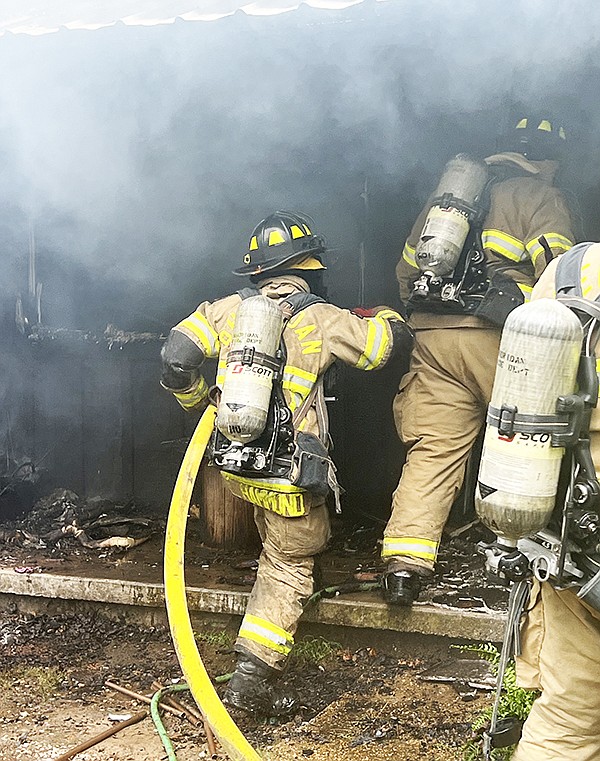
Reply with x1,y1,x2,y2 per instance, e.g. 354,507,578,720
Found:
514,582,600,760
235,503,331,670
383,326,501,571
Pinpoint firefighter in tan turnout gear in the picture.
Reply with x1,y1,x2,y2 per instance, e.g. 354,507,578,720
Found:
381,115,576,605
508,242,600,761
161,211,412,715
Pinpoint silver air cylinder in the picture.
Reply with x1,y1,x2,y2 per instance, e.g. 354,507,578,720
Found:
415,154,489,277
476,299,583,543
217,295,284,444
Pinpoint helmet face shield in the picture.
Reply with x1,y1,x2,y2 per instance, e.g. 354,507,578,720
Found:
233,210,326,276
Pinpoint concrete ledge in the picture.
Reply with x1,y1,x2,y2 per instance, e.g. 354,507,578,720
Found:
0,568,505,641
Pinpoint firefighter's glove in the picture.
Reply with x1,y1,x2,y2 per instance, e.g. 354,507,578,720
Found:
389,319,414,358
160,330,205,391
160,362,199,392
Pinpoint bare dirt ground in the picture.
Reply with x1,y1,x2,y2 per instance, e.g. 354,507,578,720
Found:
0,611,492,761
0,496,505,760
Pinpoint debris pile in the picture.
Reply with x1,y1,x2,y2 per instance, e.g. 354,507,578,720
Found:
329,521,508,612
0,488,159,552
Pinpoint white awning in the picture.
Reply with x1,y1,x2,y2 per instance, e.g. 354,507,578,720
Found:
0,0,384,37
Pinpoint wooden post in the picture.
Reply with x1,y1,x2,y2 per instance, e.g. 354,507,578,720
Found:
198,461,260,551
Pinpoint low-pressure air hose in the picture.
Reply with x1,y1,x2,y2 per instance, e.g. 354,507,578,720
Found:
164,405,262,761
151,684,191,761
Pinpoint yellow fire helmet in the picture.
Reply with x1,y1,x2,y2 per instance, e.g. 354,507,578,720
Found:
234,210,327,277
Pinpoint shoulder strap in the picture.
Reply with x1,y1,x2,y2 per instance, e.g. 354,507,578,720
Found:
236,286,260,300
280,292,325,315
555,242,595,299
284,293,327,440
238,288,324,314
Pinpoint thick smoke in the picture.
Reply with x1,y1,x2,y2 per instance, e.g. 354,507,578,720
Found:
0,0,599,327
1,0,600,504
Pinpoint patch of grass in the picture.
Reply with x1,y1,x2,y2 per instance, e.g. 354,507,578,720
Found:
292,635,342,664
194,628,234,649
455,643,539,761
0,665,63,699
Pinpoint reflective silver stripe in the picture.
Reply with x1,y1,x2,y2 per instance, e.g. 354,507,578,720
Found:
402,242,417,268
482,230,526,261
526,234,573,263
238,614,294,655
381,536,438,561
174,376,209,410
282,366,316,411
216,359,227,388
282,369,314,395
175,312,219,357
356,316,388,371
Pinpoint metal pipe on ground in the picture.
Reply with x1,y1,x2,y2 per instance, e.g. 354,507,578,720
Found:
52,710,147,761
105,680,185,719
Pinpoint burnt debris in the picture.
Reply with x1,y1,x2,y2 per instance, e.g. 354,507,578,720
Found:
0,488,159,552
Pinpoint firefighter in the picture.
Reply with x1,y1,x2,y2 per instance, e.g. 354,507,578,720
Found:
161,210,412,715
381,114,576,605
511,242,600,760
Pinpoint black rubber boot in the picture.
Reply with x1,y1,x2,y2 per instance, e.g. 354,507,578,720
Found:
223,654,297,718
381,569,423,606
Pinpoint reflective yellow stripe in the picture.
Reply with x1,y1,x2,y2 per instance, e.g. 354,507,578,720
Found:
526,233,573,264
282,378,310,396
173,376,209,410
517,283,533,302
482,229,525,262
374,308,404,321
402,242,418,268
216,359,227,388
175,312,219,357
282,365,316,396
582,264,596,298
222,472,304,494
381,536,438,561
238,614,294,656
285,366,318,383
221,473,309,516
281,365,317,412
356,316,390,371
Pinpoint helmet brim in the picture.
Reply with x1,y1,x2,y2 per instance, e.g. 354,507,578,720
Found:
232,247,325,276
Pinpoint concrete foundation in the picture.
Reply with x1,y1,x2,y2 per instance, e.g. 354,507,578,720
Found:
0,567,505,641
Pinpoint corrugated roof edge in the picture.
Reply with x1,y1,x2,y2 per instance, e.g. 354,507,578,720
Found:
0,0,386,37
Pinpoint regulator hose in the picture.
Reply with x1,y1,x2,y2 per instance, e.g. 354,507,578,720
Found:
163,404,262,761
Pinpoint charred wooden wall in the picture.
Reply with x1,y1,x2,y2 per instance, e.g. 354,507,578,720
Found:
12,337,192,510
9,332,405,522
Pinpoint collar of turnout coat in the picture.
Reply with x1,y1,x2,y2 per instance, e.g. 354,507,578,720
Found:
485,152,559,183
253,274,311,298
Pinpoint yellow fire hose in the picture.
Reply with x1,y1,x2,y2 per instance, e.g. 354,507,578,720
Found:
163,405,262,761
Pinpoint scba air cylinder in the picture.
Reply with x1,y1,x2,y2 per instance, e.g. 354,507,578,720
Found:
415,154,489,277
476,298,583,542
217,295,284,444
